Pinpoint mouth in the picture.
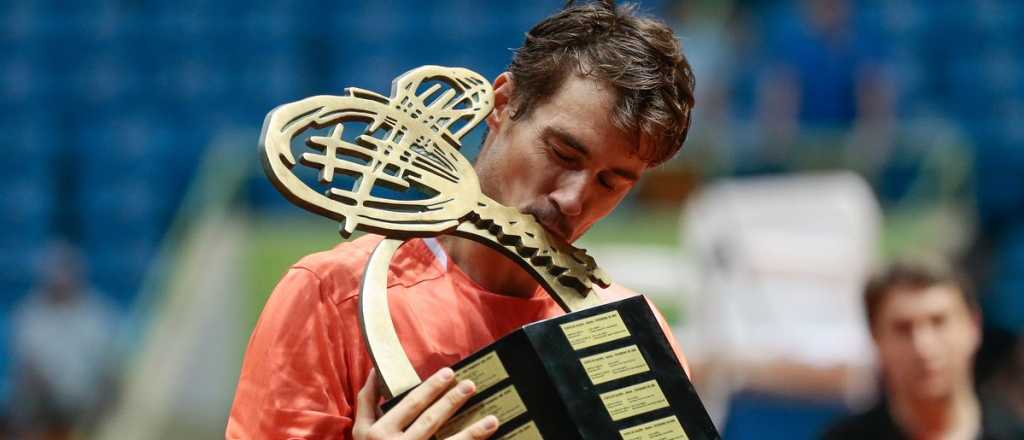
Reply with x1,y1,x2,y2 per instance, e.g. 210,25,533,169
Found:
537,218,572,243
523,205,574,243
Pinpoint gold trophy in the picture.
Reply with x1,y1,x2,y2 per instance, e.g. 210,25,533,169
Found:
260,66,719,439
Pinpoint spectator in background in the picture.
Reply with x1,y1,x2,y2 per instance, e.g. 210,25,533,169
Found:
766,0,874,128
669,0,737,177
822,263,1002,439
736,64,803,175
844,66,899,187
10,241,121,440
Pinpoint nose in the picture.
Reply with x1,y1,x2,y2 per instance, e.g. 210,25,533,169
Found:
909,325,942,363
550,172,587,217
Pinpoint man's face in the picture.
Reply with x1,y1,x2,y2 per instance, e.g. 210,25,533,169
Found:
873,284,980,402
474,73,649,243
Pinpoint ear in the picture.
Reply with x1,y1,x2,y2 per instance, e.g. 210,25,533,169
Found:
487,72,515,131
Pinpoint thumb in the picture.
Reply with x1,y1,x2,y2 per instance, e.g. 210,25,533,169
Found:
353,368,380,433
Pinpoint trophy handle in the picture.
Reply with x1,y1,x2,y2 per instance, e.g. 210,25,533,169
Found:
359,238,421,399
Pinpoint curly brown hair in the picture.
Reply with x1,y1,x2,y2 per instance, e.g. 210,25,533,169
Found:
508,0,695,166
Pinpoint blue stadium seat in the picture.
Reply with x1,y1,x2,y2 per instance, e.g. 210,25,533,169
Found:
86,238,157,308
723,392,851,440
972,136,1024,229
988,227,1024,333
0,245,43,312
74,110,181,181
0,178,54,237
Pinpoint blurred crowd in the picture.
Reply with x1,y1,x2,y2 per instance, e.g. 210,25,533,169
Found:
0,0,1021,438
672,1,1022,437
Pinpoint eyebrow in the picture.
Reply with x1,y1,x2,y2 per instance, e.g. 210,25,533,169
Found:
544,126,641,182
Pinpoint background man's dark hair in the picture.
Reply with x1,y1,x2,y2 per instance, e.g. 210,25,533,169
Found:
508,0,695,166
864,262,979,334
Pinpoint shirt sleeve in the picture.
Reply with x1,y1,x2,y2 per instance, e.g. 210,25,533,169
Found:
226,267,356,440
643,296,693,378
596,284,693,379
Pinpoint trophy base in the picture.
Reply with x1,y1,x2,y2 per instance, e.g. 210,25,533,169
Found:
382,295,720,439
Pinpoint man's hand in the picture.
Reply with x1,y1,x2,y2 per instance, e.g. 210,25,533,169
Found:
353,368,499,440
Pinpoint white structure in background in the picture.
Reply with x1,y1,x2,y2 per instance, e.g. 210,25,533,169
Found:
95,139,251,440
678,172,881,427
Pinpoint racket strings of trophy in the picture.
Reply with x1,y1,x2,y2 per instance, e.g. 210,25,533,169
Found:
260,66,719,440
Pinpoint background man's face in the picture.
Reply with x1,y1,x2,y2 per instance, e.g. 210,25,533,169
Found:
874,284,980,402
474,74,649,243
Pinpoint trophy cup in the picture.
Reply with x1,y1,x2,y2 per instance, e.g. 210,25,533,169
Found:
260,66,720,440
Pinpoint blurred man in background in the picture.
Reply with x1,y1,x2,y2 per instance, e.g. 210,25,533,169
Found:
10,242,121,440
822,263,999,439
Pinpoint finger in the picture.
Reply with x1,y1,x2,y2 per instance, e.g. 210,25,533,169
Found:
443,415,499,440
353,368,381,435
376,367,456,429
404,379,477,439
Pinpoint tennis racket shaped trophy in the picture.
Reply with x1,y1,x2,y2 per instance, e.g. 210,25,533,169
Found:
260,66,719,440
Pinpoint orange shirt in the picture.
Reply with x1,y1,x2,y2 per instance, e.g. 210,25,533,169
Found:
227,235,688,439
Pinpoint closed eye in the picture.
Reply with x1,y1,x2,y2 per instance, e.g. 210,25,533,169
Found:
599,173,630,191
550,144,581,167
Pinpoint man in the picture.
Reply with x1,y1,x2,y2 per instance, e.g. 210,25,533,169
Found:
11,241,121,440
227,1,695,439
823,263,999,439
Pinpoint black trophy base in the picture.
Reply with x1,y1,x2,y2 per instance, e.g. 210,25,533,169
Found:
382,295,721,440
